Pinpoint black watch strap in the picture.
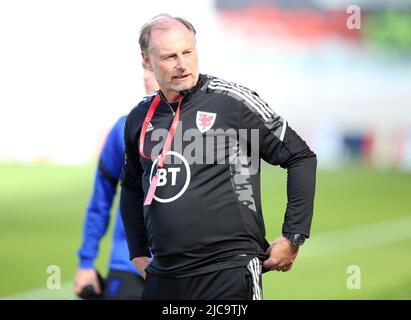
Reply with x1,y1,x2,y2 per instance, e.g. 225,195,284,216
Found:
283,233,306,247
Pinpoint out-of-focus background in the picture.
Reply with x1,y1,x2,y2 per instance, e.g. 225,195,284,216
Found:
0,0,410,299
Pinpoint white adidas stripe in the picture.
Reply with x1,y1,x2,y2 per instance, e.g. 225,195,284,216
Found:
250,259,258,300
208,83,270,121
209,80,287,142
280,119,287,142
255,258,262,300
141,90,158,102
212,79,274,116
210,78,274,118
209,79,273,118
247,257,263,300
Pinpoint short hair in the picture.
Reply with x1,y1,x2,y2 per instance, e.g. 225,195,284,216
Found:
139,14,197,55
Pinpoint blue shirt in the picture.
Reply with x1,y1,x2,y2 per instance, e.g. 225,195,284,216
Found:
77,116,140,275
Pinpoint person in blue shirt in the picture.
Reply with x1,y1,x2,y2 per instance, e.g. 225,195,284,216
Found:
74,66,158,299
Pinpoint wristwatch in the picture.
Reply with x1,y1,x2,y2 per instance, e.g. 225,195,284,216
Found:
283,233,306,247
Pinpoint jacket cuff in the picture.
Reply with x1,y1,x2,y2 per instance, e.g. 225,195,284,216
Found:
130,246,151,260
78,258,95,269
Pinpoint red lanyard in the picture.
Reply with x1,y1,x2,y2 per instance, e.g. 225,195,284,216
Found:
139,93,182,165
139,93,182,205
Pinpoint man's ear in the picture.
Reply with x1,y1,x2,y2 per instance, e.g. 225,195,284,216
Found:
142,52,152,71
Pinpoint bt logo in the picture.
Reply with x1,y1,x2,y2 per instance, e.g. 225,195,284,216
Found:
156,167,181,187
149,151,191,203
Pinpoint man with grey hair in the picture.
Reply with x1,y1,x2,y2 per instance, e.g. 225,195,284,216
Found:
120,14,316,300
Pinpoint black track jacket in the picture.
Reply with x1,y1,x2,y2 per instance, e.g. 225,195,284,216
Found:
120,74,317,277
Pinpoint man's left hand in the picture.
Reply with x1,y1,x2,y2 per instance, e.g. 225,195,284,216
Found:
263,236,299,272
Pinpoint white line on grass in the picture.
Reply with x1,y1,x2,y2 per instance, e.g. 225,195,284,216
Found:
1,282,74,300
300,215,411,258
2,215,411,299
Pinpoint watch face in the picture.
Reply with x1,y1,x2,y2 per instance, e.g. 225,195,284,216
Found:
293,234,305,246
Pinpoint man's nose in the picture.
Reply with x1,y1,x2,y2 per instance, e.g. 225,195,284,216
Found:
175,55,187,70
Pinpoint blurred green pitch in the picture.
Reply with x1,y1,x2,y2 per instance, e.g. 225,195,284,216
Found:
0,163,410,299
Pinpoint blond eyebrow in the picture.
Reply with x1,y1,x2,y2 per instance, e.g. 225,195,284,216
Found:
159,52,176,59
159,46,194,59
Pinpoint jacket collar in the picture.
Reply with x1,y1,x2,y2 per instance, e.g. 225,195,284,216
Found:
158,74,208,105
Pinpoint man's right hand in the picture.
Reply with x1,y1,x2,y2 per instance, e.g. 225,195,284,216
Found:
73,268,102,296
132,256,151,280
